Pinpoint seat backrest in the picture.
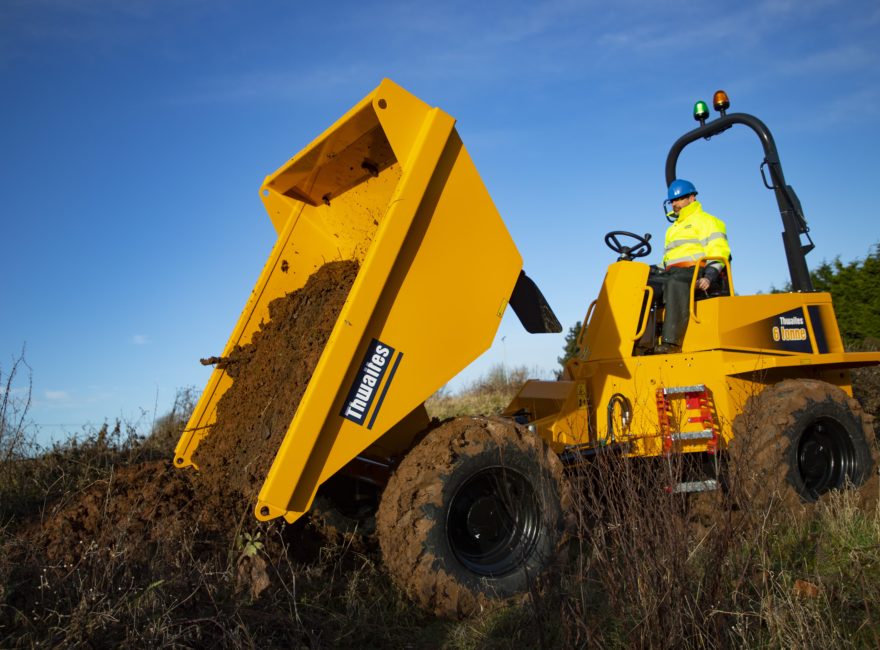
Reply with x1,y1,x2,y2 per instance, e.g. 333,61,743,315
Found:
696,258,733,301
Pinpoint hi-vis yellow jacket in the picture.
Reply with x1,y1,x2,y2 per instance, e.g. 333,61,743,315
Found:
662,200,730,276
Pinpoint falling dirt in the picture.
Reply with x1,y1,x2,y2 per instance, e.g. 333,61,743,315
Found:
192,260,360,507
28,260,360,570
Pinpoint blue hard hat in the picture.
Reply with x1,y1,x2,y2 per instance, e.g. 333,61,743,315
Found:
667,179,697,201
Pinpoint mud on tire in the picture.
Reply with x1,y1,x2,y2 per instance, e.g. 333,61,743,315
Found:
730,379,877,510
376,417,570,618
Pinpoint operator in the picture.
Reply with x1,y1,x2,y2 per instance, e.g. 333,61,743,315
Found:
648,179,730,354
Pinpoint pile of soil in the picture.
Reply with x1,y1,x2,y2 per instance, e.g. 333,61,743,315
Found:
28,260,360,568
38,461,200,568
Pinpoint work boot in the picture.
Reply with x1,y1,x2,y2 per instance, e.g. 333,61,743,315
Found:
655,342,682,354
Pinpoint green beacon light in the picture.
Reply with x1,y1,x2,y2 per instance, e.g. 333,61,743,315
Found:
693,100,710,125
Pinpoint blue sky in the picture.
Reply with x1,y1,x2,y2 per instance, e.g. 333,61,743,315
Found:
2,0,879,445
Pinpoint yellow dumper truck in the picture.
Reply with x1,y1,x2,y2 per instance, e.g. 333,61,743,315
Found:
175,80,879,616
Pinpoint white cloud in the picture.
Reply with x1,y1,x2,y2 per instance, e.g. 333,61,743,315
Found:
133,334,150,345
45,390,70,401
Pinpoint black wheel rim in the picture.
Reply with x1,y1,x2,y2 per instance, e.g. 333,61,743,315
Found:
446,466,541,577
797,416,857,497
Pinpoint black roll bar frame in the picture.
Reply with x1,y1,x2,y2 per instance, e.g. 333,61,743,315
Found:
665,112,815,292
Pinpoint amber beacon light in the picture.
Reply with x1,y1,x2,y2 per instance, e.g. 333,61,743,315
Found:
713,90,730,114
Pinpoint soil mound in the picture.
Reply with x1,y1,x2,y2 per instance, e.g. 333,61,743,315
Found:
39,460,200,567
24,260,359,570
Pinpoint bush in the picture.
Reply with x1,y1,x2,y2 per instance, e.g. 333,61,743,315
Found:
425,364,545,420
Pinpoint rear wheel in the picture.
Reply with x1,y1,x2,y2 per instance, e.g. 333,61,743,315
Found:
376,417,569,617
730,379,877,509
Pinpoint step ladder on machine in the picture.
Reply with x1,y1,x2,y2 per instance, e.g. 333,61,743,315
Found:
655,384,720,493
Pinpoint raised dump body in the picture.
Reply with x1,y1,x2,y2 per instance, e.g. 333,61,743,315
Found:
173,79,554,524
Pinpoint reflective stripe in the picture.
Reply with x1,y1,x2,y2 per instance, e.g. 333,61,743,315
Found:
665,253,704,266
662,200,731,269
664,233,727,252
698,232,728,246
665,237,703,251
664,256,725,270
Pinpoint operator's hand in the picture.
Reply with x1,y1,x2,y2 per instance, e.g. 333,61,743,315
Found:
696,277,711,291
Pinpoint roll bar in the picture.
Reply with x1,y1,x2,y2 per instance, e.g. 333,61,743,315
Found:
665,112,815,292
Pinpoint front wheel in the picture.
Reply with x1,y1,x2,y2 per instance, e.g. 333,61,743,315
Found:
730,379,877,509
376,417,570,618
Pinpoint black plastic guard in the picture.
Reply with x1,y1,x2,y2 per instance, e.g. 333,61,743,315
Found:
509,271,562,334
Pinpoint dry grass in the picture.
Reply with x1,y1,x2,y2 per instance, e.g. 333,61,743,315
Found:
426,364,547,420
555,450,880,649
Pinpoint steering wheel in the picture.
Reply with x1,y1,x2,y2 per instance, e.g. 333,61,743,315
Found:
604,231,652,261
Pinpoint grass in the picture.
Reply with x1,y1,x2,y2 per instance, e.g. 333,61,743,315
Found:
425,364,548,420
2,358,880,648
558,453,880,648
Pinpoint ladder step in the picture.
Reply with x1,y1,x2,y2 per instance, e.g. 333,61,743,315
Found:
671,479,719,494
670,429,715,441
663,384,707,395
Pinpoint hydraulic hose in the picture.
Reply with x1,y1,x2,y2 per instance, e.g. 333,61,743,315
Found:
605,393,632,445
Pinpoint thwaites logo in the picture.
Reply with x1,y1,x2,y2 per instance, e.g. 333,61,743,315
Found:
340,338,401,428
769,307,812,353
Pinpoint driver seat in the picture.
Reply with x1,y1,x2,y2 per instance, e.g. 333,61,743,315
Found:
699,263,731,299
635,258,733,354
646,259,732,303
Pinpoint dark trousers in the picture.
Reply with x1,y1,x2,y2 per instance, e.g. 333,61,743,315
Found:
647,266,694,346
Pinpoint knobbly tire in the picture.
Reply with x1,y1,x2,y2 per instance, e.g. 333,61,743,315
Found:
730,379,878,511
376,417,570,618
